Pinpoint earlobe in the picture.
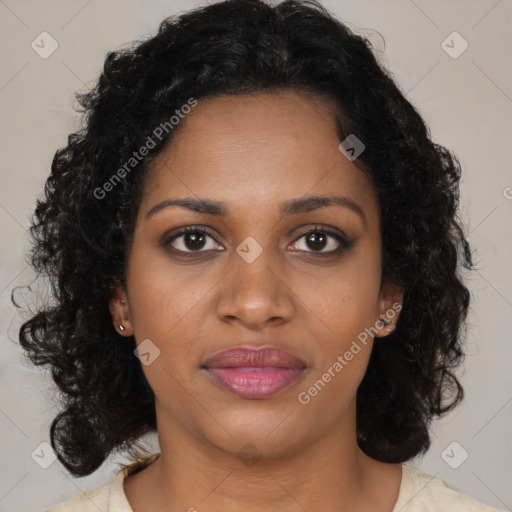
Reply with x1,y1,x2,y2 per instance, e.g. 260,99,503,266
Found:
375,315,396,337
375,279,403,338
108,287,134,337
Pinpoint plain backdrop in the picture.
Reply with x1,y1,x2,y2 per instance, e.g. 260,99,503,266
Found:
0,1,511,511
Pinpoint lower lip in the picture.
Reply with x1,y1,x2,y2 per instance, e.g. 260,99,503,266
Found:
204,367,305,399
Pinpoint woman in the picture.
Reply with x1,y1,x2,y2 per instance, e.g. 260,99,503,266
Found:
19,0,502,510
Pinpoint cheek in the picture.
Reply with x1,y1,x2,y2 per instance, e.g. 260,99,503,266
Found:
295,260,380,415
289,250,382,401
125,247,222,391
126,245,206,338
124,252,206,407
296,249,382,333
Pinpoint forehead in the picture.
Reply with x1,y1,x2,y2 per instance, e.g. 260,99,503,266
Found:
140,90,379,224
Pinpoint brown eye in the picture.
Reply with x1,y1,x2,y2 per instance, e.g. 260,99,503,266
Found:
305,231,328,251
289,225,354,256
164,226,223,254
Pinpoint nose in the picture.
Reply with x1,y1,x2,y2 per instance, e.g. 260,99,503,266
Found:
215,246,295,330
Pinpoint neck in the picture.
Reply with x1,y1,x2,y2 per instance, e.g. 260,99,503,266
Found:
124,403,402,512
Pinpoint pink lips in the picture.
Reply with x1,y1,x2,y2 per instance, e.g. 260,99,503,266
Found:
202,346,306,399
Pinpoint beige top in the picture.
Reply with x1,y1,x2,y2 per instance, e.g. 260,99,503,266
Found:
46,453,503,511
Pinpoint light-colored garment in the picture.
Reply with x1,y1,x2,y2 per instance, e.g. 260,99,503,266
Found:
46,452,503,511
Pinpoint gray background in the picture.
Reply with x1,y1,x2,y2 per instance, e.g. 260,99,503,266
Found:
0,1,511,511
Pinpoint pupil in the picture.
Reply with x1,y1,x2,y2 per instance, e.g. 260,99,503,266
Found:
186,232,205,250
307,232,326,251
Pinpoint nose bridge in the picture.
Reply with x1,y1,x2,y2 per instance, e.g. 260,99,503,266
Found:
215,237,294,328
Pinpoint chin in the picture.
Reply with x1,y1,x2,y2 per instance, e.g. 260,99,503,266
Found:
201,409,311,461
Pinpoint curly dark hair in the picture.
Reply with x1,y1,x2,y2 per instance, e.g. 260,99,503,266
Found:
18,0,473,477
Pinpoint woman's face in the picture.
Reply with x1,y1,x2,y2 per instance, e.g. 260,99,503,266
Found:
111,90,402,459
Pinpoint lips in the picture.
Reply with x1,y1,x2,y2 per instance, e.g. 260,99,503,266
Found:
202,346,307,399
203,346,306,369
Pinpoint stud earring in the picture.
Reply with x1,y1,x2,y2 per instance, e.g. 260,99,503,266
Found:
119,324,125,332
380,317,395,327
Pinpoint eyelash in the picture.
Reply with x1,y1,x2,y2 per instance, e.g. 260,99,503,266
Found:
162,224,354,258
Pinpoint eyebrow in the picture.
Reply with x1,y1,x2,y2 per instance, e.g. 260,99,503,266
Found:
145,195,366,225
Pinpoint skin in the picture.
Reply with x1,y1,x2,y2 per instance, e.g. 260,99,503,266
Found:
110,90,403,512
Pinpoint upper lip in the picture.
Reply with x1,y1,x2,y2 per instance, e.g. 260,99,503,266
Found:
202,346,307,369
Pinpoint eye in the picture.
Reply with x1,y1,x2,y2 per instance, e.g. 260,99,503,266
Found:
289,225,354,256
163,224,354,257
163,226,223,254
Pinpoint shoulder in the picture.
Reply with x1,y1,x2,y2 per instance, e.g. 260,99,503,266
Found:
45,480,112,511
45,453,161,512
394,463,505,512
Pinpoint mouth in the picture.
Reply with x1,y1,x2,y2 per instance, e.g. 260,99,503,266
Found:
201,346,307,399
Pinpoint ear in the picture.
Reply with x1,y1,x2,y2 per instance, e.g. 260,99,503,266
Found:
108,286,134,337
374,278,403,338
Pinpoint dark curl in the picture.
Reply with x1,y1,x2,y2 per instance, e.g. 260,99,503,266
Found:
18,0,473,476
